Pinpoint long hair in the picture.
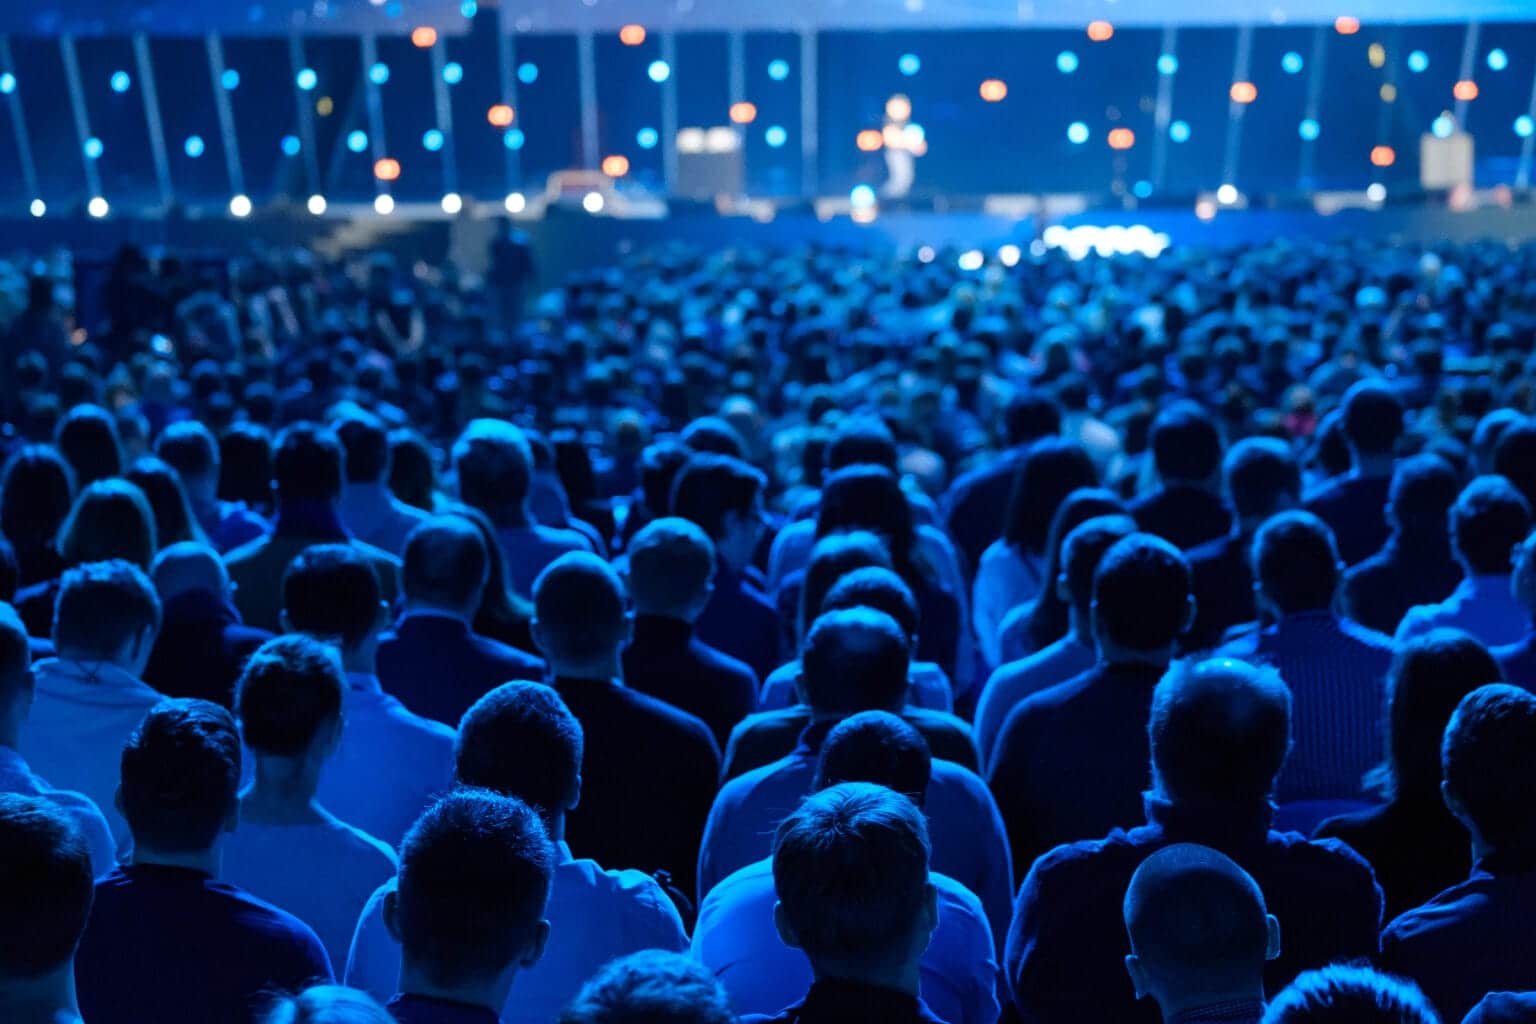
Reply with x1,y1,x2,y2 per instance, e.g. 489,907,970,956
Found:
1020,488,1128,654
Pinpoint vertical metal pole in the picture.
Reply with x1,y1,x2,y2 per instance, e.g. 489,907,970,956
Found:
1298,25,1327,189
133,34,173,209
800,30,818,198
1220,23,1253,190
1150,25,1177,190
0,37,41,207
577,31,598,169
430,38,457,196
58,36,104,202
661,32,678,194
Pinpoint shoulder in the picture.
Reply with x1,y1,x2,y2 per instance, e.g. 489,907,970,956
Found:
222,535,270,565
905,707,974,740
621,686,720,751
329,818,400,869
537,524,593,553
1020,829,1148,899
1265,830,1382,895
353,540,403,570
692,638,760,684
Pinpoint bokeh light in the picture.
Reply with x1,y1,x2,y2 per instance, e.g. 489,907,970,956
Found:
1067,121,1089,144
347,130,369,153
1454,80,1480,101
296,68,317,90
1230,81,1257,103
503,129,525,150
517,63,538,84
1057,51,1079,74
374,194,395,215
0,73,15,94
369,62,390,85
979,79,1008,102
1281,52,1304,74
729,102,758,124
110,70,131,93
1432,113,1456,138
1298,118,1321,140
648,60,671,83
768,59,790,81
442,62,463,85
83,137,103,159
856,129,883,152
1169,120,1191,142
620,25,646,45
221,69,241,90
1158,54,1178,75
602,154,630,176
1335,16,1360,34
898,53,921,76
281,135,301,156
1408,50,1429,73
229,194,252,218
636,127,659,149
487,104,514,127
374,157,401,181
1488,48,1509,72
1108,127,1135,150
422,129,444,151
1086,21,1114,42
411,26,438,48
183,135,205,158
765,125,788,147
1370,145,1396,167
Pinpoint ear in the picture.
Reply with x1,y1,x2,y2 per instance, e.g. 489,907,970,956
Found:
113,785,125,818
919,881,939,942
620,611,634,648
1181,593,1197,633
1442,779,1473,831
1125,954,1150,1000
374,601,391,633
520,919,551,970
223,794,240,835
568,773,582,812
1055,572,1070,604
1264,914,1282,962
773,901,802,951
530,619,547,658
382,888,403,943
792,670,808,707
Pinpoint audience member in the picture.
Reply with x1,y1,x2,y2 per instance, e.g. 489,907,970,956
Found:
1006,658,1382,1024
377,516,544,725
1303,380,1404,566
1464,993,1536,1024
123,456,206,547
54,405,123,490
621,518,759,747
1131,401,1235,551
74,699,331,1022
559,950,736,1024
335,408,430,557
155,420,268,553
1494,531,1536,689
143,541,272,706
1382,684,1536,1021
1260,966,1440,1024
1123,844,1280,1024
260,985,396,1024
0,444,74,587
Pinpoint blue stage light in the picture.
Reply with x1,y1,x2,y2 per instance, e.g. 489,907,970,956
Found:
221,68,240,90
517,62,538,84
0,73,15,94
1298,118,1320,140
1169,120,1191,142
460,0,478,16
184,135,205,158
1133,180,1153,198
898,53,921,76
370,63,390,85
281,135,301,156
504,128,525,150
1408,50,1429,73
1057,51,1079,74
1517,116,1535,138
296,68,318,91
766,125,788,147
636,127,659,149
423,129,444,151
1157,54,1178,75
768,59,790,81
1067,121,1089,144
1281,52,1304,74
443,62,463,85
647,60,671,83
347,130,369,153
83,137,103,159
110,70,131,93
1488,48,1509,72
1433,113,1456,138
850,184,876,208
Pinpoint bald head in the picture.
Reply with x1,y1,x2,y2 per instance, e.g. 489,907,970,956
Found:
532,553,629,677
150,542,229,601
1124,844,1276,1014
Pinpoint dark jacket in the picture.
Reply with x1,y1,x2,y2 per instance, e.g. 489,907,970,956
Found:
377,612,545,726
1341,534,1463,637
722,705,979,783
142,590,272,707
1314,796,1471,921
1130,483,1235,552
1304,472,1393,566
743,978,949,1024
695,567,781,685
622,614,759,749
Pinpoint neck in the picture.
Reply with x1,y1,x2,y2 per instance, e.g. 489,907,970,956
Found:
812,958,922,999
1156,981,1266,1022
1353,453,1395,478
634,609,695,627
496,505,532,529
1069,606,1093,645
242,757,325,824
402,601,476,626
396,963,513,1017
552,657,622,682
133,844,220,876
0,714,21,751
53,650,135,676
0,966,82,1024
341,643,376,676
1096,640,1174,670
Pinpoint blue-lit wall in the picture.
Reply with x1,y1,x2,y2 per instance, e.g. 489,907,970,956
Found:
2,16,1535,213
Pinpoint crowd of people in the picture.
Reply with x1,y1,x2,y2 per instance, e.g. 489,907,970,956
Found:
1,233,1535,1023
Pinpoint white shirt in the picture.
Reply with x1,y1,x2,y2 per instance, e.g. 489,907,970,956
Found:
316,673,457,849
0,744,119,878
221,811,397,970
693,857,999,1024
20,659,165,850
346,841,688,1023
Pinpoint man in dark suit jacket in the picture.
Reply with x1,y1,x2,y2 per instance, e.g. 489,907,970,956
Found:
1129,401,1235,552
989,533,1193,877
1006,658,1383,1024
621,518,758,749
534,552,720,900
143,542,270,707
1303,380,1403,566
376,516,543,726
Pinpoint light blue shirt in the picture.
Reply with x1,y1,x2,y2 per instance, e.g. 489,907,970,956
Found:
757,660,954,713
972,541,1045,669
697,745,1013,953
221,811,397,971
1396,574,1529,650
0,744,118,879
976,635,1095,771
693,857,999,1024
346,841,688,1024
317,673,457,849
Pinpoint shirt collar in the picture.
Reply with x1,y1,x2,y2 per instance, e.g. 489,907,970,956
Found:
798,978,934,1021
385,993,500,1023
346,671,383,694
1143,793,1276,849
1168,1000,1267,1023
272,499,351,541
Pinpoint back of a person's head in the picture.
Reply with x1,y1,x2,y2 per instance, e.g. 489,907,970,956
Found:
821,566,920,648
626,517,715,618
825,417,900,473
236,635,345,757
1150,658,1292,806
274,422,345,503
1123,843,1273,1003
0,793,94,981
815,465,913,548
680,416,747,459
1388,454,1460,537
402,516,489,611
1150,401,1224,483
55,403,123,487
150,540,228,603
813,710,931,806
798,531,893,641
800,607,911,715
395,789,555,989
558,950,736,1024
1003,391,1062,447
453,419,534,514
260,985,396,1024
1252,511,1341,615
282,544,382,650
455,682,582,824
1260,965,1440,1024
1380,629,1501,802
1224,438,1302,520
1063,515,1139,619
0,444,75,548
773,782,931,971
1494,417,1536,508
334,408,391,485
125,456,203,548
1005,437,1099,553
120,699,240,853
53,559,162,661
58,478,158,571
532,552,627,667
219,422,274,508
1340,381,1405,457
639,440,692,516
1443,683,1536,854
156,420,220,486
668,452,765,540
1452,475,1532,575
1092,533,1192,653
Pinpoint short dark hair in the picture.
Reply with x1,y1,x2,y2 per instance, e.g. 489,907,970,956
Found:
282,544,383,650
1252,511,1341,614
335,408,391,484
821,567,920,646
396,789,555,988
1260,965,1438,1024
1443,683,1536,852
800,608,911,714
1150,402,1223,483
558,949,736,1024
1493,418,1536,509
1340,381,1405,457
798,532,893,643
639,441,693,518
1004,392,1062,447
53,559,161,659
813,711,931,806
402,517,489,610
273,423,345,502
532,553,627,664
1388,454,1459,537
773,783,930,970
55,404,123,487
120,699,241,853
0,794,94,978
452,419,533,517
236,635,345,757
0,445,75,552
669,453,765,540
124,456,203,548
58,479,158,571
626,518,715,615
1004,438,1098,554
1062,515,1139,621
1124,843,1269,993
826,418,899,473
1224,438,1301,520
680,417,747,459
1452,475,1532,575
1150,658,1293,805
455,682,583,825
156,420,221,483
1092,534,1191,651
